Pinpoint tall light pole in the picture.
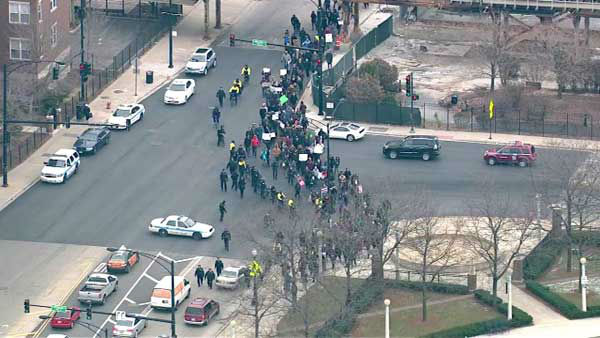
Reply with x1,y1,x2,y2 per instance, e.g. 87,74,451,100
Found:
107,248,177,337
581,257,588,312
384,299,390,338
79,0,86,101
251,248,259,338
168,0,174,68
506,271,512,320
316,229,323,274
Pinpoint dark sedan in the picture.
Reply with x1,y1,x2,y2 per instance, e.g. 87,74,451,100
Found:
73,127,111,155
382,135,441,161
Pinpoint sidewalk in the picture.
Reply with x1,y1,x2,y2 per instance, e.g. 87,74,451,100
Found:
0,0,256,213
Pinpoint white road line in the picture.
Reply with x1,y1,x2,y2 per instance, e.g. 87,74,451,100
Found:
137,301,151,306
93,262,107,273
143,273,159,284
123,297,136,304
106,318,116,325
181,256,203,277
174,256,202,263
157,252,174,262
93,252,163,338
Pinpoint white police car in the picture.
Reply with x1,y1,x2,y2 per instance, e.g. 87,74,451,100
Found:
149,215,214,240
40,149,80,184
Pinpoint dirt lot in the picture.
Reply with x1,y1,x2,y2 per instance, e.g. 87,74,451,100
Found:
361,8,600,123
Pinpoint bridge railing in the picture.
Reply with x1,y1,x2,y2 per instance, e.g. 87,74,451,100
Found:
450,0,600,11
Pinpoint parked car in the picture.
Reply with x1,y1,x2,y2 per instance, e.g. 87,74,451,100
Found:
150,276,191,310
40,149,80,184
164,79,195,105
185,47,217,75
320,122,366,142
73,127,111,155
215,267,244,289
50,307,80,329
149,215,214,240
77,273,118,305
108,104,145,130
483,141,536,167
382,135,441,161
184,298,220,326
112,312,146,337
107,245,139,273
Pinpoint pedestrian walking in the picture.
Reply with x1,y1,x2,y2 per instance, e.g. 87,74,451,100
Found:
239,178,246,199
219,200,227,222
310,11,317,31
326,51,333,70
244,136,251,155
212,107,221,127
243,267,251,288
215,258,224,277
205,268,216,289
221,229,231,252
231,171,239,191
194,265,205,286
294,181,301,198
219,169,228,192
216,87,226,107
217,126,226,147
251,135,260,157
272,160,279,180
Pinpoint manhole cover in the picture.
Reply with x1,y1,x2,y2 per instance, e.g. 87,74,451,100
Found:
113,89,125,94
368,127,388,132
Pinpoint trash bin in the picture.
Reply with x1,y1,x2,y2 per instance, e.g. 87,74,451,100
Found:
146,71,154,84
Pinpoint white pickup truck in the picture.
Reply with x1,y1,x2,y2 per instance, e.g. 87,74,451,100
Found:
77,273,118,305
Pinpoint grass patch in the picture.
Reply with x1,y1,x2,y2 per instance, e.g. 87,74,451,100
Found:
351,296,503,337
276,276,365,336
556,291,600,308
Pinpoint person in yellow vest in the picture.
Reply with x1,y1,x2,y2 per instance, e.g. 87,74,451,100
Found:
288,198,295,209
229,85,240,104
277,192,285,208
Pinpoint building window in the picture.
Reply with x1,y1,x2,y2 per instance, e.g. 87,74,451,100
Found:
37,0,42,22
39,33,45,58
50,0,57,12
50,23,58,47
9,38,32,60
9,1,30,24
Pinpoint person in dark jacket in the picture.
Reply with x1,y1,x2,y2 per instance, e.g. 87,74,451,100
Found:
231,171,239,191
272,160,279,180
205,268,216,289
194,265,205,286
217,126,226,147
216,87,226,107
221,229,231,252
239,178,246,199
215,258,224,277
219,169,228,192
219,200,227,222
310,11,317,31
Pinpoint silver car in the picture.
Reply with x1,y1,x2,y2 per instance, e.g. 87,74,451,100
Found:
112,313,146,337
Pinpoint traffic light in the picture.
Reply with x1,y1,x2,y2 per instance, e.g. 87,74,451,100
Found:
229,34,235,47
52,67,59,80
80,63,91,82
24,299,30,313
86,307,92,320
405,75,412,97
412,94,419,101
451,95,458,105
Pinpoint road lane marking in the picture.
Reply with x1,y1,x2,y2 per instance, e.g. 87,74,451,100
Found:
137,301,151,306
174,256,202,263
94,252,162,338
157,252,174,262
94,262,107,273
107,318,116,325
143,273,159,283
124,297,136,304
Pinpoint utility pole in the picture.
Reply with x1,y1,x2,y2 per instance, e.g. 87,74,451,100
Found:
204,0,210,39
215,0,222,29
168,0,174,68
410,72,415,133
79,0,86,101
317,6,324,116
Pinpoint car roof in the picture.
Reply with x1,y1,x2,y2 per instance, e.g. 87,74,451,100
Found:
223,266,242,272
165,215,183,221
54,148,77,157
116,104,135,110
88,273,110,279
188,297,212,308
193,47,211,54
155,275,186,288
82,128,103,135
172,79,191,85
405,135,438,140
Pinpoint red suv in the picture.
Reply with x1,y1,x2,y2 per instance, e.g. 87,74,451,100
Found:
184,298,220,326
484,141,536,167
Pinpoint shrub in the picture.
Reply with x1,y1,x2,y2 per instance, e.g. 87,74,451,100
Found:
571,230,600,247
525,281,600,319
474,290,533,327
384,279,469,295
359,58,399,92
345,74,384,103
523,237,565,280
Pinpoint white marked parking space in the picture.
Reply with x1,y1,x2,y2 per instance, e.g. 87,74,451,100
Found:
157,252,174,262
143,273,159,284
93,262,107,273
124,297,136,304
106,318,116,325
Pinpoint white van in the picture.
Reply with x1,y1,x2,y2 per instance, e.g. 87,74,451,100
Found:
150,276,191,310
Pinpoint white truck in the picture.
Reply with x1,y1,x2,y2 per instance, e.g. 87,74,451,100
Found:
77,273,118,305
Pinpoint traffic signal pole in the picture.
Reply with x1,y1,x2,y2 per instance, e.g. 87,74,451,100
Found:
410,72,415,133
79,0,86,101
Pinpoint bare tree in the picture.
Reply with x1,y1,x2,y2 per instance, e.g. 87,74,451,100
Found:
406,197,459,321
465,185,535,298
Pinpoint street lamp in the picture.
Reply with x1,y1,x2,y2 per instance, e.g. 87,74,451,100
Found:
505,270,512,320
3,60,65,187
38,314,109,338
162,0,179,69
581,257,588,312
107,247,177,337
384,299,390,338
251,248,259,338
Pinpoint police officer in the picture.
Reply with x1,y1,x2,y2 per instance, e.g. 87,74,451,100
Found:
221,229,232,252
216,87,226,107
270,186,277,204
194,264,205,287
219,200,227,222
219,169,228,192
259,178,267,199
217,126,226,147
272,160,279,180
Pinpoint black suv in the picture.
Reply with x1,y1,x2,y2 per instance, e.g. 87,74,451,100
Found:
382,135,441,161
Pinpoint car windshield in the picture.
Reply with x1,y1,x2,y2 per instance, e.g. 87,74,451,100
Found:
221,270,237,278
111,252,127,261
182,217,195,227
191,55,206,62
87,276,106,283
114,108,131,117
47,159,66,167
116,319,133,327
55,311,70,318
169,84,186,92
348,124,361,130
80,134,97,141
185,307,204,315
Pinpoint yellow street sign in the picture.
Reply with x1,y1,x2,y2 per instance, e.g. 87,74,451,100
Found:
489,99,494,120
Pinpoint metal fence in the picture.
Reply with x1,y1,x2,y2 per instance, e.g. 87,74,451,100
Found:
334,100,421,126
384,268,470,287
0,127,55,175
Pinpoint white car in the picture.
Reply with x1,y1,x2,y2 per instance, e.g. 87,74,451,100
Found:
185,47,217,75
112,312,146,337
149,215,214,240
40,149,80,184
321,122,366,142
108,104,145,130
164,79,195,104
215,266,245,289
